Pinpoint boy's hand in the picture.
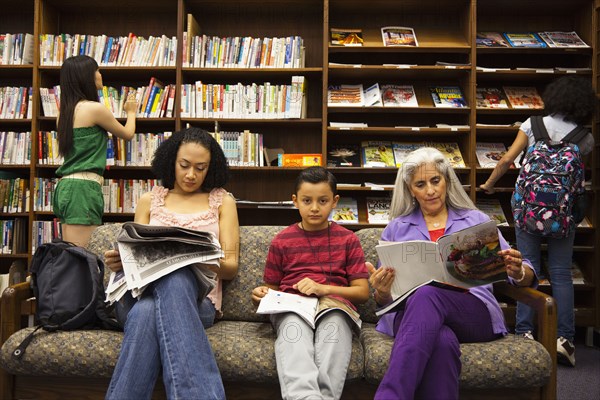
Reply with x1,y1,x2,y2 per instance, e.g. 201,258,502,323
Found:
252,286,269,306
293,278,328,297
104,249,123,273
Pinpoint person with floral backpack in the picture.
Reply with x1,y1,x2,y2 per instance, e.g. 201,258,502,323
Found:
479,76,596,367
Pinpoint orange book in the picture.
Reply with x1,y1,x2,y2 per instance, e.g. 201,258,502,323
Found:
278,153,322,167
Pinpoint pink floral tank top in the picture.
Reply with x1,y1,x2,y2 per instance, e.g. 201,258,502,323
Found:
149,185,227,313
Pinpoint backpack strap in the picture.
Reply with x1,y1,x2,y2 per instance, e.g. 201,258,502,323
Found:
530,115,551,143
562,124,589,145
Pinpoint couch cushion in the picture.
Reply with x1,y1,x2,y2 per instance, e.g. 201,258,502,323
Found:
354,228,384,324
221,225,285,322
87,223,124,289
360,323,552,389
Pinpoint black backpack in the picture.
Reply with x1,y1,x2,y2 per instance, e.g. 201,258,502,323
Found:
13,239,119,359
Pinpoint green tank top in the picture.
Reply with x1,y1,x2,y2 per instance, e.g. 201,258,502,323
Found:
56,125,108,177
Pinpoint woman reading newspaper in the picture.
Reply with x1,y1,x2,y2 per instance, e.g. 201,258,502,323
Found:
104,127,239,400
368,147,536,400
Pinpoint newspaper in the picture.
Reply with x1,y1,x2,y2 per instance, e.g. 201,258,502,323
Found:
105,222,223,303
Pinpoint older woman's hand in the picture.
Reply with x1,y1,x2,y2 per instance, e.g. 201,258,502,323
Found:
498,248,531,286
367,262,395,304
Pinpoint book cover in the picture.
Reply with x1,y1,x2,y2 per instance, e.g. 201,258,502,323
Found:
327,84,365,107
327,144,361,167
476,142,508,167
330,28,364,46
256,290,361,329
363,83,383,107
539,31,589,48
502,32,547,48
428,142,466,168
366,197,391,224
361,141,396,168
392,142,424,167
476,32,510,48
476,198,509,226
503,86,544,109
381,84,418,107
329,197,359,224
381,26,418,47
375,220,506,315
278,153,322,167
429,86,467,108
475,87,509,109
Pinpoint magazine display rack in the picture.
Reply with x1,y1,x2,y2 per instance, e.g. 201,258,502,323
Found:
0,0,598,329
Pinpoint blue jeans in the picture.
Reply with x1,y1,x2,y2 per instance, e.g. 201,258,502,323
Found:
515,228,575,341
106,268,224,400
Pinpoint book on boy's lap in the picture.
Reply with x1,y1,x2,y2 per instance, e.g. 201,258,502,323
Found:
375,220,507,316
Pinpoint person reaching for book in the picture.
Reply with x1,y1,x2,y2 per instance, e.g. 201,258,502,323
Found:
53,55,138,247
103,127,239,400
251,167,369,400
369,147,535,400
480,76,596,366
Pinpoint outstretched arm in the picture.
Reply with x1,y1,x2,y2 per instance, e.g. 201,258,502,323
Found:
480,130,528,194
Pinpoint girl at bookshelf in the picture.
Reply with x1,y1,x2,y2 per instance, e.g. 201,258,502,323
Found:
104,127,239,399
53,55,138,247
369,147,535,399
480,76,596,366
251,166,369,400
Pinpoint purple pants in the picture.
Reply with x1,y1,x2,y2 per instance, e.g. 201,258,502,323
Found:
375,285,499,400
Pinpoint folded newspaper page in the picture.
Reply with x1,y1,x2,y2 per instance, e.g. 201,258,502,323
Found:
106,222,223,303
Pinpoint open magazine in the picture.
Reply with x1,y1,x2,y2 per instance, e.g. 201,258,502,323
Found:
256,289,362,329
105,222,223,303
375,219,507,316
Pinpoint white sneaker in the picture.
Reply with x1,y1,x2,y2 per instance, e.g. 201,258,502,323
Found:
522,331,534,340
557,337,576,367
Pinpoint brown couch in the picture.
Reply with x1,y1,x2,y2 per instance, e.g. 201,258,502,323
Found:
0,224,556,399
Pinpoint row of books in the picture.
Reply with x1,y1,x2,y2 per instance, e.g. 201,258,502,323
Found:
39,33,178,67
0,33,34,65
1,131,31,165
0,178,29,213
0,87,32,119
328,84,467,108
328,141,465,168
106,132,173,167
476,31,589,48
0,219,28,255
31,220,62,253
180,76,306,119
185,35,305,69
210,131,265,167
476,87,543,109
330,26,418,47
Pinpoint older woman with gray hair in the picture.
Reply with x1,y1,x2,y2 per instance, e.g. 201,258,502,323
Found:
367,147,537,399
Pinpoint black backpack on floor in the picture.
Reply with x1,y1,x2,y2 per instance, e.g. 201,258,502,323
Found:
13,239,119,359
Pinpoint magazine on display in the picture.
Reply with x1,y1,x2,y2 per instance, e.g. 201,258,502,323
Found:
476,198,509,226
476,142,508,167
256,289,362,329
329,197,359,224
327,143,361,167
381,26,418,47
476,32,510,48
381,84,418,107
502,32,547,48
476,87,509,109
503,86,544,109
330,28,364,46
361,141,396,168
106,222,223,302
429,86,467,108
375,220,507,316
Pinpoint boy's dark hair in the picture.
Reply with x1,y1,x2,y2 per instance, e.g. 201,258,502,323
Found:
57,55,100,156
151,127,229,191
294,166,337,196
543,76,596,125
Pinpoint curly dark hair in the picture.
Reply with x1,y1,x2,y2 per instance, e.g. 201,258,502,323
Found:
543,76,597,125
294,166,337,196
151,127,229,191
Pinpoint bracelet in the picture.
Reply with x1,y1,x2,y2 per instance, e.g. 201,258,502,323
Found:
514,265,526,284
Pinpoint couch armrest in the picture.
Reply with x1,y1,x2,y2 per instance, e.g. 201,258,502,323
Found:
1,282,34,347
493,281,557,400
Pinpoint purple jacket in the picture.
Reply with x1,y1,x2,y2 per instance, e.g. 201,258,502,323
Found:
376,207,537,336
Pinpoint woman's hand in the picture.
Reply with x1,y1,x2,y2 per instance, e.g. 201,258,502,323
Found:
104,249,123,273
498,248,529,285
367,262,395,305
123,91,138,115
251,286,269,306
293,278,328,297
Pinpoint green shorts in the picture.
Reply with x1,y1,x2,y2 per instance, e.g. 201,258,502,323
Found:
53,179,104,225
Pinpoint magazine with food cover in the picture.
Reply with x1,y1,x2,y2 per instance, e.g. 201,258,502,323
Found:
381,84,418,107
476,198,509,226
256,289,362,329
327,84,365,107
475,87,509,109
381,26,418,47
429,86,467,108
329,197,359,224
503,86,544,109
110,222,223,301
361,141,396,168
375,219,507,316
428,142,466,168
476,32,510,48
476,142,508,167
330,28,364,46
